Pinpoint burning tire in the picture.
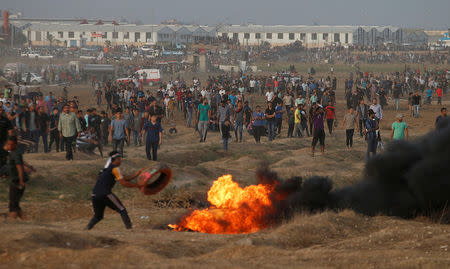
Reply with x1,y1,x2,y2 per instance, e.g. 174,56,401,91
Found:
138,163,172,195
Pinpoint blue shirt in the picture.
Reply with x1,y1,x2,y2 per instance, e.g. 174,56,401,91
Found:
426,89,433,97
365,118,378,139
275,106,283,119
253,112,265,126
143,121,163,143
228,95,237,106
110,119,128,140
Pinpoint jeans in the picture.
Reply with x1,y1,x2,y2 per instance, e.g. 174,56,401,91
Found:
198,121,208,141
234,121,243,141
34,130,48,153
326,119,334,135
359,119,366,136
112,139,125,156
49,130,60,151
366,136,377,160
63,135,76,160
267,121,275,141
222,138,228,151
346,129,354,147
394,98,399,111
146,141,158,160
301,121,310,136
132,130,141,146
413,105,420,118
294,123,303,137
275,118,282,134
187,110,193,127
218,121,225,136
287,123,294,137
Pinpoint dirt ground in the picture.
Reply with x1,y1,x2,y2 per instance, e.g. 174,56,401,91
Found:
1,66,450,268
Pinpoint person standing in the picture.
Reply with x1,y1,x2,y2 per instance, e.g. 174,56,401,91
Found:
325,102,336,135
0,106,14,147
436,87,443,105
287,106,295,138
35,106,49,153
197,98,211,142
311,106,325,157
294,104,303,138
217,101,231,136
365,110,378,160
390,113,408,141
411,91,422,118
86,151,143,230
435,107,447,127
129,108,142,147
356,99,369,137
342,107,358,148
58,104,81,160
252,105,265,143
265,102,276,141
5,136,35,220
109,109,129,157
234,101,244,142
275,102,283,135
142,114,163,161
49,107,60,152
369,98,383,122
221,119,232,151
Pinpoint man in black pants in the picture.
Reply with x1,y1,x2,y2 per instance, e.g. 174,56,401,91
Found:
356,99,369,137
4,136,36,220
86,151,143,230
142,114,163,161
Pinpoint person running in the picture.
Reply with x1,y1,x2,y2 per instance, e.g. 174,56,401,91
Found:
342,107,358,148
311,106,325,157
5,136,36,220
365,110,379,160
86,151,143,230
197,98,210,142
390,113,408,141
142,114,163,161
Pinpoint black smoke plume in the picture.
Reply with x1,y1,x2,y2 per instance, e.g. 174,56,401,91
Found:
260,118,450,222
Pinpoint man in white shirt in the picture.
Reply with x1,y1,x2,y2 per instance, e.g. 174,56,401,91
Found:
265,88,274,103
369,98,383,121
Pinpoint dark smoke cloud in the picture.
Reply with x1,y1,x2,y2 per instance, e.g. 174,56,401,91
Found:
261,118,450,222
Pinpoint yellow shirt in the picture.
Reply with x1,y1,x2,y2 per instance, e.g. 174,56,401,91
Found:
295,109,301,124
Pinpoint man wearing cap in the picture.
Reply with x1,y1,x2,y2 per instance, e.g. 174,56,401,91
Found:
391,113,408,141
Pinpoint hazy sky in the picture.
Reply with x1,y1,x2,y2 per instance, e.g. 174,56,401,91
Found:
3,0,449,28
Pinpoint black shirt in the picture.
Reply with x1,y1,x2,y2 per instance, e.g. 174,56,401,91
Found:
265,107,276,122
412,95,421,105
36,112,49,132
7,150,24,186
0,115,13,146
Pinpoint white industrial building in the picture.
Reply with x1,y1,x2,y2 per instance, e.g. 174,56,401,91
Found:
217,25,354,47
7,17,427,48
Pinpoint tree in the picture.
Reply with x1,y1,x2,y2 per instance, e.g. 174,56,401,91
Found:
47,34,55,46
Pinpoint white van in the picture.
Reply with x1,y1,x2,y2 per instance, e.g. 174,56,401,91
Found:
116,69,161,85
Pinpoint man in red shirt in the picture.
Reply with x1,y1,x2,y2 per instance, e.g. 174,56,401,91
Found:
436,87,443,105
325,102,336,135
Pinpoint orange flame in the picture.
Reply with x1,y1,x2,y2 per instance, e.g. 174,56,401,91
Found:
169,175,276,234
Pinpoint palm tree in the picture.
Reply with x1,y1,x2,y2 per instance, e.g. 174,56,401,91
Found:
47,34,55,46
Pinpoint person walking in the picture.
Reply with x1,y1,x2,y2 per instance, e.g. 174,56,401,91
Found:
342,107,358,148
435,107,447,127
294,104,303,137
221,119,232,151
142,114,163,161
109,109,129,157
311,106,325,157
48,107,60,152
252,105,265,143
356,99,369,137
234,101,244,142
5,136,36,220
390,113,408,141
411,91,422,118
197,98,211,142
275,102,283,135
86,151,143,230
365,109,379,160
325,102,336,135
265,102,276,141
58,104,81,160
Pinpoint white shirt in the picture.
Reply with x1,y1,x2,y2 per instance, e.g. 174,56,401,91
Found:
265,91,274,102
369,104,383,120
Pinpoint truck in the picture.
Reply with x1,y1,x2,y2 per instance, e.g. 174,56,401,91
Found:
116,69,161,85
